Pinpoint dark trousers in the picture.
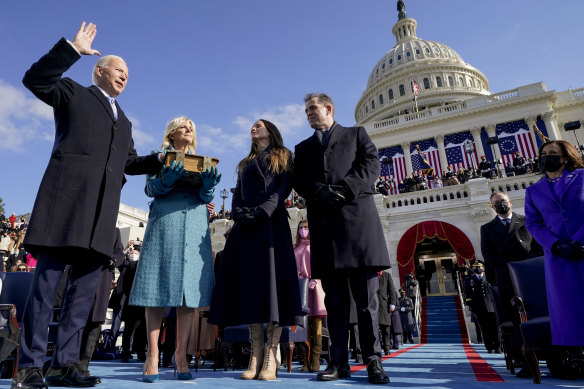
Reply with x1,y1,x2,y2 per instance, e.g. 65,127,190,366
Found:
321,271,382,366
475,309,499,351
79,321,101,371
18,248,103,368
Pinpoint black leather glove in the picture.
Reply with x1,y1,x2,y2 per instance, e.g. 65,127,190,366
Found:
234,206,267,226
551,240,584,260
107,257,116,272
316,185,347,209
232,207,248,223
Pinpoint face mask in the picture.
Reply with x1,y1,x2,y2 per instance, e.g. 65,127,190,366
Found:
474,268,484,275
299,228,309,239
129,254,138,262
494,201,510,215
540,155,563,173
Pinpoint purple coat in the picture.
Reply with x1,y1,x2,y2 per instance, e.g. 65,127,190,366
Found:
525,168,584,346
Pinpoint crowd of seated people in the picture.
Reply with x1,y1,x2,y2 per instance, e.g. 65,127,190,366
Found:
0,213,35,272
376,156,540,196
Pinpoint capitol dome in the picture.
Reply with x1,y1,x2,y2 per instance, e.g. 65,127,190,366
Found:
355,3,490,124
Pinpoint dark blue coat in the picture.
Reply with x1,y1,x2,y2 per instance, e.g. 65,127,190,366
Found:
209,148,303,326
292,124,390,278
21,39,160,259
525,169,584,345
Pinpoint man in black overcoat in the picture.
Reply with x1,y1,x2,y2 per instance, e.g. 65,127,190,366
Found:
293,93,391,384
13,23,161,389
480,191,541,377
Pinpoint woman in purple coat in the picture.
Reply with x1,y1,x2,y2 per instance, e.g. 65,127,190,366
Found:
524,140,584,346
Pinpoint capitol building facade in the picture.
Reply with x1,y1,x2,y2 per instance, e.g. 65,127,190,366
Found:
118,2,584,295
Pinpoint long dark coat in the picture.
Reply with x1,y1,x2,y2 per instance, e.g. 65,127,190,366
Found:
525,169,584,345
209,148,303,327
378,271,396,326
22,38,160,259
90,228,125,322
292,123,390,278
480,212,541,319
397,296,415,331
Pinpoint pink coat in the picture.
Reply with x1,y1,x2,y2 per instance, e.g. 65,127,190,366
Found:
26,253,37,269
294,240,327,316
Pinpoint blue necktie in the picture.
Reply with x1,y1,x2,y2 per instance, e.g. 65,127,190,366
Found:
109,97,118,121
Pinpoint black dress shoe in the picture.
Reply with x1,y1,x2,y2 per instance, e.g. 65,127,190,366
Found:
367,359,390,384
316,364,351,381
11,367,47,389
516,368,533,378
45,363,101,387
354,353,363,364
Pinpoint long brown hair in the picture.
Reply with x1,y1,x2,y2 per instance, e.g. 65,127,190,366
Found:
538,140,584,172
294,219,308,248
237,119,292,175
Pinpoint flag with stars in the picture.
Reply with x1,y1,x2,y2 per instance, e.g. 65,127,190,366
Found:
444,131,478,172
379,145,406,194
497,120,537,166
411,139,441,188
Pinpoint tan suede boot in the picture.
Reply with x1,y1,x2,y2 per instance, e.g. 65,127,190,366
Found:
309,317,323,372
240,324,264,380
258,323,282,380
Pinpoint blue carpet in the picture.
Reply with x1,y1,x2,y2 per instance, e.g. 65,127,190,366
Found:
425,296,464,343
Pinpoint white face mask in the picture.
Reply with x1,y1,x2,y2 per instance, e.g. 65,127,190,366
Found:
129,254,139,262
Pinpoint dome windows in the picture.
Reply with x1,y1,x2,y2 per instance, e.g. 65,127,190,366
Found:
382,63,385,70
425,47,430,54
436,76,443,87
406,51,411,57
448,76,453,87
416,49,420,55
379,94,384,105
423,78,430,89
399,84,405,96
397,54,402,61
433,47,439,54
389,58,393,64
389,89,394,99
371,99,376,110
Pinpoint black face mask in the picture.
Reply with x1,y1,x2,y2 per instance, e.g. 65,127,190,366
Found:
494,201,510,215
474,268,484,275
540,155,564,173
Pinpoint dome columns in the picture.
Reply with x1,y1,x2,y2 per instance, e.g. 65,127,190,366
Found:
401,141,413,177
541,112,561,141
470,127,486,160
434,134,449,175
485,124,504,167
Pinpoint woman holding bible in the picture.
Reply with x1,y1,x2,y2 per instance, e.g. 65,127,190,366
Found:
129,116,221,382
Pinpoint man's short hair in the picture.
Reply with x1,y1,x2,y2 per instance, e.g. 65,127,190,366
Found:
489,191,508,202
92,55,125,85
303,92,335,116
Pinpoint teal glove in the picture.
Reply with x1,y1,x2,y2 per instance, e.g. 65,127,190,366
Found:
200,166,221,190
161,161,186,187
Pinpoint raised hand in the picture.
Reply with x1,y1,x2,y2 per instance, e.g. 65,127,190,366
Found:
71,21,101,56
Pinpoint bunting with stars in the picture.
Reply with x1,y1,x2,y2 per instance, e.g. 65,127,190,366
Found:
496,120,537,166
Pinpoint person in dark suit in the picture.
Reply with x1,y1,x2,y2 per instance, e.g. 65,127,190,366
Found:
12,22,162,389
293,93,391,384
513,151,526,175
463,262,500,353
480,192,542,377
377,271,396,355
478,156,492,179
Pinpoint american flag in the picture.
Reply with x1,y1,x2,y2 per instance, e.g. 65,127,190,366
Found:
206,202,215,216
379,145,406,194
496,120,537,166
411,139,442,188
444,131,478,172
412,80,420,97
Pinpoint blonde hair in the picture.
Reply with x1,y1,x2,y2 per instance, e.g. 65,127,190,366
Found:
161,116,197,153
237,119,291,175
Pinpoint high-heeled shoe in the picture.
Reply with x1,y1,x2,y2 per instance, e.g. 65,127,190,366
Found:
143,358,159,383
174,366,192,380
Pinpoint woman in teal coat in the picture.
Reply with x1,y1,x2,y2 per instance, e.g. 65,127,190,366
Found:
129,116,221,382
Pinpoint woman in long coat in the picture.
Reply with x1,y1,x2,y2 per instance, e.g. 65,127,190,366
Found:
524,140,584,346
209,119,303,381
129,116,221,382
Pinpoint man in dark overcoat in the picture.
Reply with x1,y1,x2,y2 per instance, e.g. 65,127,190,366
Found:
293,93,391,384
377,271,396,355
13,23,161,389
480,191,541,376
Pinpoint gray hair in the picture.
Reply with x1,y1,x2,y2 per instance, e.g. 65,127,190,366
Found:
303,92,335,116
92,55,125,85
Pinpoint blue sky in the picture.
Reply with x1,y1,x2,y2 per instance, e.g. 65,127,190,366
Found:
2,0,583,215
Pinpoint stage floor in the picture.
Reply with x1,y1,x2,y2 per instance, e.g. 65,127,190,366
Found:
1,342,580,388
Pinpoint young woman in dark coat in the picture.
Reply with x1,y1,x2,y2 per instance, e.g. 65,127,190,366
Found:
209,119,303,381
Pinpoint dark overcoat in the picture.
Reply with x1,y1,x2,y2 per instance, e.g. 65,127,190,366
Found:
209,148,303,327
480,212,541,318
377,271,396,326
292,123,391,278
91,228,124,322
525,169,584,345
397,296,415,331
22,38,160,259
